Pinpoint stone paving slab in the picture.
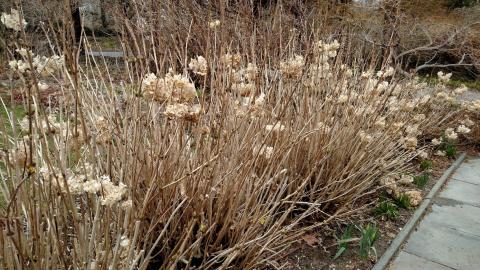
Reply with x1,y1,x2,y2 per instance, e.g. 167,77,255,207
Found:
425,199,480,237
389,251,454,270
450,158,480,185
388,157,480,270
403,218,480,270
438,179,480,207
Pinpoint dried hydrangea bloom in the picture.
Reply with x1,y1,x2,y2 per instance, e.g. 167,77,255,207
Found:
62,174,86,195
142,71,197,102
232,82,255,96
471,100,480,111
99,176,128,206
142,73,169,101
337,94,348,104
403,136,418,150
380,177,398,195
377,81,390,92
1,9,27,31
9,59,29,73
170,74,197,101
315,40,340,55
376,66,395,78
221,53,242,68
374,117,386,129
445,128,458,140
120,199,133,210
92,115,112,143
398,175,414,185
413,114,426,123
456,125,471,134
15,48,33,58
189,56,208,76
431,138,442,146
164,103,201,121
359,131,373,143
164,103,189,118
254,145,274,159
209,19,221,29
417,149,429,159
37,81,50,91
403,190,422,206
83,179,102,194
361,70,374,79
33,55,64,76
405,125,421,136
460,117,474,127
280,55,305,79
265,122,286,133
437,71,452,83
454,84,468,95
120,236,130,248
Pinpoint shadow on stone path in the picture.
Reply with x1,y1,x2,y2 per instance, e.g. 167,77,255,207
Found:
390,157,480,270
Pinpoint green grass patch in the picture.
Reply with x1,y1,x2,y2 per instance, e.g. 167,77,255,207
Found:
359,224,379,260
333,225,355,260
395,194,411,209
419,75,480,91
413,173,430,189
420,160,433,171
373,201,398,220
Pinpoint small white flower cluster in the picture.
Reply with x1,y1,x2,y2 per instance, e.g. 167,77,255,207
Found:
44,163,130,207
1,9,27,31
380,176,423,206
437,71,452,83
142,69,202,121
231,63,258,97
254,145,274,159
315,39,340,58
306,40,341,81
265,122,286,133
9,49,64,76
142,70,197,102
209,19,221,29
404,190,422,206
431,117,474,156
445,127,458,140
376,67,395,78
402,136,418,151
454,84,468,95
221,53,242,69
234,92,265,117
280,55,305,79
457,124,471,134
164,103,202,121
90,115,113,144
189,56,208,76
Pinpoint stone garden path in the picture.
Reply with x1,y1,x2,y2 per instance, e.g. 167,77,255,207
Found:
389,157,480,270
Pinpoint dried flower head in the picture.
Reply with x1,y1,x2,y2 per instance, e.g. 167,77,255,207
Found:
280,55,305,79
1,9,27,31
189,56,208,76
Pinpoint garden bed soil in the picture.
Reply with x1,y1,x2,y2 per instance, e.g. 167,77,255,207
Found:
276,153,461,270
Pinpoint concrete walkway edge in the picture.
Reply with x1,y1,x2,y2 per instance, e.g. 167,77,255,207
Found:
372,153,467,270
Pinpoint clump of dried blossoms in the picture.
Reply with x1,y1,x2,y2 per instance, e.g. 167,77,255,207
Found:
142,68,201,121
1,9,26,31
8,48,64,76
189,56,208,76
